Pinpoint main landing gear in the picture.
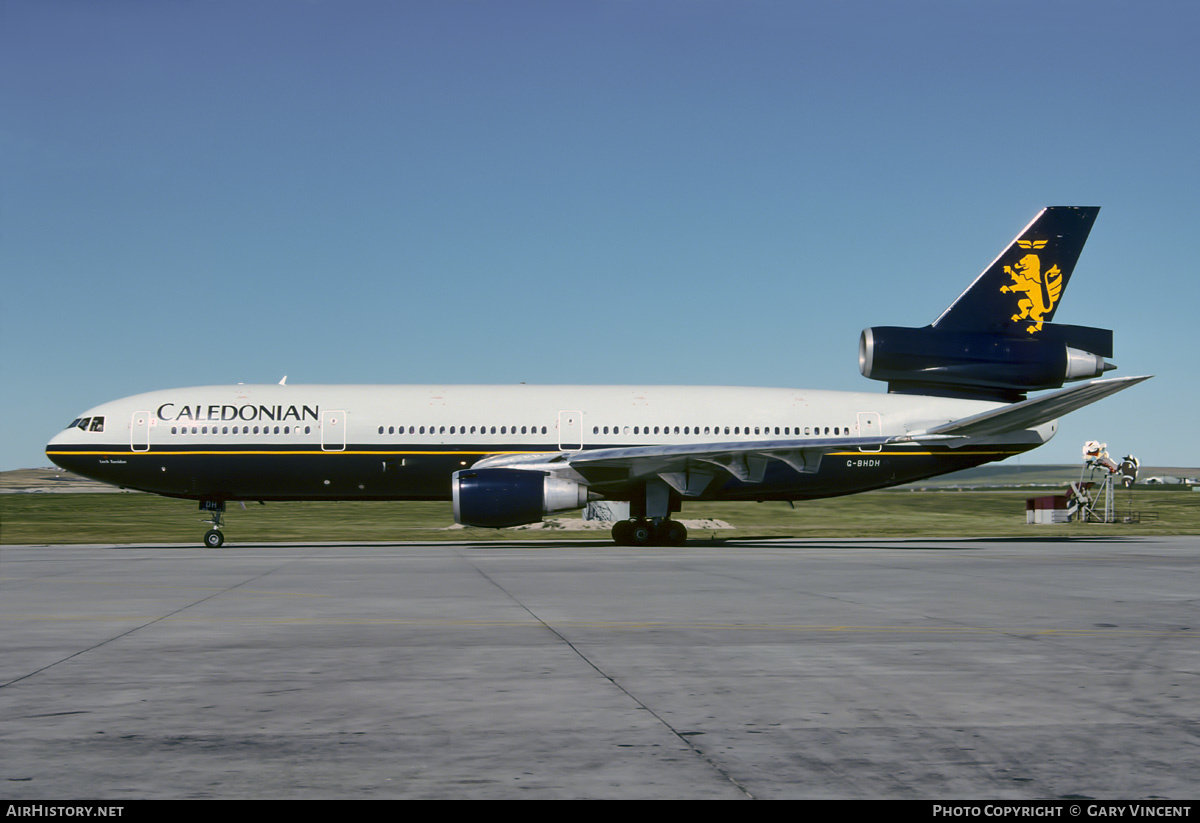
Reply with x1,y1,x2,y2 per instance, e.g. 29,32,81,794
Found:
611,519,688,546
609,479,688,546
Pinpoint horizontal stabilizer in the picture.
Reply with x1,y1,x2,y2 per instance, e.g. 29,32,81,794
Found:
914,376,1151,438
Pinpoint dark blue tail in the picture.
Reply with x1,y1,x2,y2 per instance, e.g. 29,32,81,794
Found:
859,207,1114,401
933,206,1099,335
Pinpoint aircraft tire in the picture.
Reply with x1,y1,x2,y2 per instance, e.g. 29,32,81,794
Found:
656,520,688,546
611,520,633,546
204,529,225,549
629,522,654,546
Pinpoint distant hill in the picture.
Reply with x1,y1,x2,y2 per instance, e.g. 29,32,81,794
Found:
895,463,1200,490
0,467,127,493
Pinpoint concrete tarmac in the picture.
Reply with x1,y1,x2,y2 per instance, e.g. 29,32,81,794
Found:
1,537,1197,799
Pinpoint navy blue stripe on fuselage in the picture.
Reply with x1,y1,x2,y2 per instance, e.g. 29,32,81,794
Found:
46,441,1030,503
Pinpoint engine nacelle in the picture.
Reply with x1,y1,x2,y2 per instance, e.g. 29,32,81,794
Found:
859,324,1113,399
452,468,589,528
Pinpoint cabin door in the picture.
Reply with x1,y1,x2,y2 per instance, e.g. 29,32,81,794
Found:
321,410,347,452
131,410,151,452
558,410,583,451
857,412,882,452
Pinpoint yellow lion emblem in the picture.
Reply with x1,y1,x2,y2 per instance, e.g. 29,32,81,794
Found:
1000,240,1062,333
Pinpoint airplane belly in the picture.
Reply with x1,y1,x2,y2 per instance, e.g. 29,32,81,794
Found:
46,444,455,501
705,443,1032,501
157,449,465,501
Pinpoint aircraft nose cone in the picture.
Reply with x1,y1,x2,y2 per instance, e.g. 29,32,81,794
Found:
46,431,68,468
45,425,84,472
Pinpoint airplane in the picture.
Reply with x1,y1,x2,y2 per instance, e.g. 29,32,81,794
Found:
46,206,1148,548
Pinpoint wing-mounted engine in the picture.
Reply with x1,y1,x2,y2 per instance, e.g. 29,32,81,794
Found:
452,468,589,528
859,323,1115,401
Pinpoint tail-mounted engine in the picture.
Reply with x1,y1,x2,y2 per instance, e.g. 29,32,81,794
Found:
859,323,1115,401
452,468,589,528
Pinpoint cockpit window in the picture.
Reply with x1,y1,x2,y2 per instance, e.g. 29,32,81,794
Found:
67,418,81,429
77,417,91,430
89,417,105,432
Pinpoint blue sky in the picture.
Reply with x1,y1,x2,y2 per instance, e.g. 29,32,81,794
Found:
3,0,1197,471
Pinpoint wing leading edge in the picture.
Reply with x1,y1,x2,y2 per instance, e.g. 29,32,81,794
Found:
909,375,1151,439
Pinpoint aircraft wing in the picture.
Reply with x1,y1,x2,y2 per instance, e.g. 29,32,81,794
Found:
474,376,1149,497
567,435,887,481
912,375,1151,438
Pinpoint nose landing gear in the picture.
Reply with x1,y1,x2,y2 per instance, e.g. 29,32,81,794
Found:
200,500,226,548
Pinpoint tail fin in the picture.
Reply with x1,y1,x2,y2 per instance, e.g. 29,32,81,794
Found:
933,206,1099,335
859,207,1115,401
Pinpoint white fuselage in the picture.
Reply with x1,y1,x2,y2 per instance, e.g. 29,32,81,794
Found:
47,383,1053,504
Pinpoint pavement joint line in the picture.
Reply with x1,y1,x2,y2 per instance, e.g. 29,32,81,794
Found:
464,555,757,799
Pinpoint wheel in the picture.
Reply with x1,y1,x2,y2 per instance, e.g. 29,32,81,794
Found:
204,529,225,548
629,521,653,546
611,520,634,546
655,520,688,546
